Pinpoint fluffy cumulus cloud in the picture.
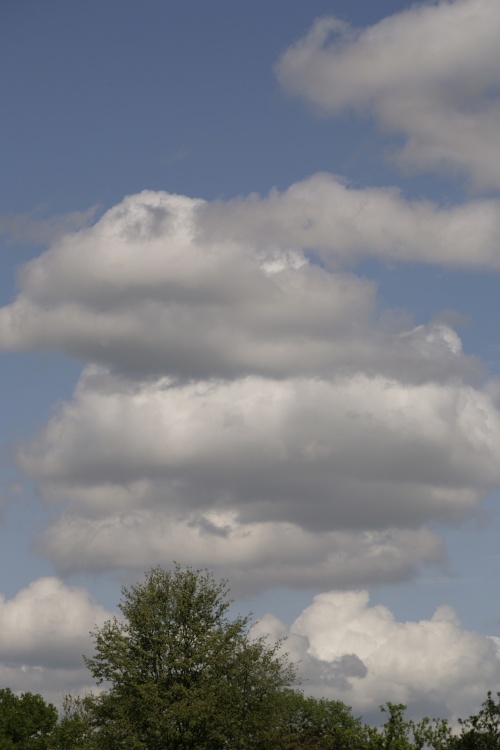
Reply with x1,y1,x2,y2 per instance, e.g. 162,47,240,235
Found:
0,578,113,704
36,511,444,593
0,184,498,381
276,0,500,189
203,176,500,270
20,369,500,532
255,591,500,722
1,183,500,587
12,363,500,587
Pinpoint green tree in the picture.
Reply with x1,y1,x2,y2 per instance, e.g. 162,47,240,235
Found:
83,564,297,750
452,692,500,750
51,694,98,750
0,688,58,750
277,689,370,749
367,703,413,750
367,703,452,750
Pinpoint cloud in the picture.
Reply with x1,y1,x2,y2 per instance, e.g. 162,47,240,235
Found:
276,0,500,190
0,185,496,382
202,175,500,269
0,577,113,705
13,364,499,585
0,186,498,590
255,591,500,723
21,368,500,527
0,577,111,669
37,511,444,593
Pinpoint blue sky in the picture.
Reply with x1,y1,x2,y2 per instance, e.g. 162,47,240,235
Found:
1,0,500,721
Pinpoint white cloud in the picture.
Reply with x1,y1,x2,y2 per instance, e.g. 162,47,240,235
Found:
202,175,500,269
0,577,111,669
255,590,500,723
0,185,495,382
1,181,496,584
12,364,499,585
36,510,444,593
20,369,500,529
276,0,500,189
0,186,497,590
0,578,113,706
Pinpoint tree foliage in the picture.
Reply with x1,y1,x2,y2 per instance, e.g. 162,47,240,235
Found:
50,694,98,750
367,703,452,750
452,692,500,750
0,687,58,749
277,689,370,749
83,564,297,749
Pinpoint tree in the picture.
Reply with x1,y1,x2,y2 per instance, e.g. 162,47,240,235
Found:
366,703,452,750
83,564,297,749
277,689,370,749
452,692,500,750
0,688,58,750
51,694,99,750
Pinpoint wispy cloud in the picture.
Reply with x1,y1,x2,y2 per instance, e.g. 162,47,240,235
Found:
276,0,500,190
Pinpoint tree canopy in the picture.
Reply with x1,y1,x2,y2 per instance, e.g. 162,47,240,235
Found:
0,687,58,750
452,692,500,750
83,564,297,749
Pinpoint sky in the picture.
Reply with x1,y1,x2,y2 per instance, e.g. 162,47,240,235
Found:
1,0,500,724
